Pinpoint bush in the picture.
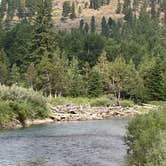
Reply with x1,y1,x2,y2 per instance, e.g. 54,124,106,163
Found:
0,101,13,127
126,108,166,166
0,85,49,127
0,84,47,106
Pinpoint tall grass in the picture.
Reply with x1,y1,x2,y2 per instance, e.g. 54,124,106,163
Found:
50,95,134,107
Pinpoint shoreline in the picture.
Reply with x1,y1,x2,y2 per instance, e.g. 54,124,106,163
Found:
1,104,158,130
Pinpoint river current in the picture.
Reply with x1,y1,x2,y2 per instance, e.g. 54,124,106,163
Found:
0,119,128,166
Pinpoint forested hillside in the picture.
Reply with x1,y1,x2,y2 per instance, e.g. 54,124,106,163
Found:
0,0,166,103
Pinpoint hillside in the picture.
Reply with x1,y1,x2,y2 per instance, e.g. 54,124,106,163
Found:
0,0,165,30
52,0,124,30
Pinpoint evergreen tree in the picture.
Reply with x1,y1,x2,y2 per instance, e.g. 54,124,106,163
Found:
87,69,103,97
67,58,85,96
107,17,115,36
101,16,108,36
31,0,54,64
62,1,71,17
70,1,76,19
79,19,84,31
90,16,96,33
35,54,54,95
161,70,166,100
84,22,89,33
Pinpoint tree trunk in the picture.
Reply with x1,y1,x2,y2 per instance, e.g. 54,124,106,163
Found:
117,89,121,106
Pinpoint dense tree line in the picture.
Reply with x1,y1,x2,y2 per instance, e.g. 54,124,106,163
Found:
0,0,166,104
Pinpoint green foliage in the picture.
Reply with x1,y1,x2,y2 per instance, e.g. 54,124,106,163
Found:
0,0,166,104
90,16,96,33
89,0,110,10
50,96,116,107
126,108,166,165
0,84,47,106
0,101,14,127
120,100,134,107
31,0,54,63
87,70,103,97
0,84,49,127
101,16,108,36
62,1,71,17
89,97,113,107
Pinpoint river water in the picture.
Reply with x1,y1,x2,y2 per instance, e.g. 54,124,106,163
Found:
0,119,128,166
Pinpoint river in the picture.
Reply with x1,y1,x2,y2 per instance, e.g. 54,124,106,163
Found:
0,119,128,166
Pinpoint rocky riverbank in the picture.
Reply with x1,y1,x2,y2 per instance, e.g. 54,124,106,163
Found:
48,104,158,122
1,104,158,129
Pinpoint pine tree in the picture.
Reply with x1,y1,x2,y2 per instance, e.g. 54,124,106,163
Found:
90,16,96,33
62,1,71,17
70,1,76,19
79,19,84,31
84,22,89,33
31,0,54,64
67,58,85,97
107,17,115,36
35,54,54,95
101,16,108,36
87,69,103,97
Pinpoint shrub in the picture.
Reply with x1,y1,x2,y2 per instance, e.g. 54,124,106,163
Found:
126,108,166,166
0,101,13,127
0,85,49,127
0,84,47,106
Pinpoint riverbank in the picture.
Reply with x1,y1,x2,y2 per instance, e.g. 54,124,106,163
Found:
1,103,158,129
22,103,158,128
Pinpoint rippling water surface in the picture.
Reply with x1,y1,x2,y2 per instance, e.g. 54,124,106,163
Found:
0,119,128,166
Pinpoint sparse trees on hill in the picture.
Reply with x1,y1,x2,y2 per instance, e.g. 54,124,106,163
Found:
89,0,111,10
62,1,76,19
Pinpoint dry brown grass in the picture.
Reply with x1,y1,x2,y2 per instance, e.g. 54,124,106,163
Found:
52,0,124,30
